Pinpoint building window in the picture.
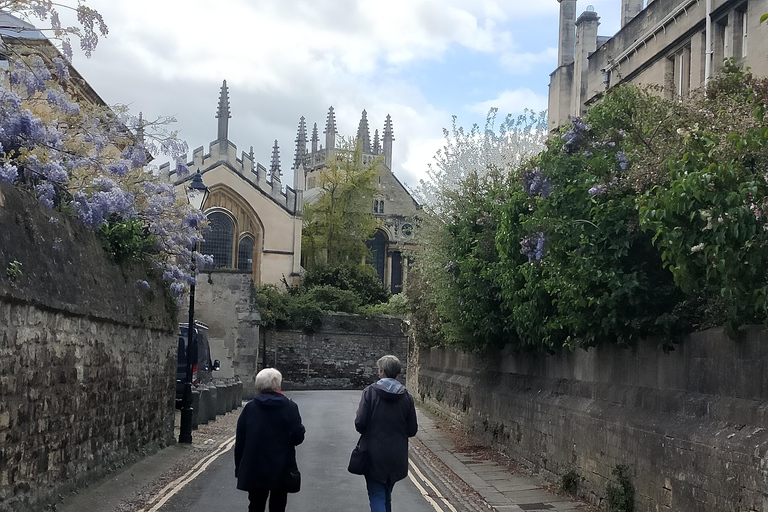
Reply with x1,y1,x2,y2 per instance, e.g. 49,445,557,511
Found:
307,176,316,189
668,45,691,102
366,231,387,283
237,236,254,272
378,200,384,214
734,4,748,59
714,16,728,71
200,212,234,269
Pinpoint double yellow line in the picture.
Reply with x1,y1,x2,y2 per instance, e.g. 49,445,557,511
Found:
408,459,459,512
136,435,237,512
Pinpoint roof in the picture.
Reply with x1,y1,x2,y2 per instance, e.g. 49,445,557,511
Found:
0,11,46,40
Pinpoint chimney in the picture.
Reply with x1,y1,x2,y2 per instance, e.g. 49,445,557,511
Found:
573,7,600,116
557,0,577,66
621,0,643,28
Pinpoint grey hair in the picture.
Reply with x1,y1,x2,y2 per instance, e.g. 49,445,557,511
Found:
255,368,283,393
377,355,401,378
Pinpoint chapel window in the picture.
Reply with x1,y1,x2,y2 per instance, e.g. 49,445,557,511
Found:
200,211,234,269
237,236,254,272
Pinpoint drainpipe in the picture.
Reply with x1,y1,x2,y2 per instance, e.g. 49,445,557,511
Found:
705,0,712,85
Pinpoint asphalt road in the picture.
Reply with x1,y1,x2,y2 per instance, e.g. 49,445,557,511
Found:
157,390,438,512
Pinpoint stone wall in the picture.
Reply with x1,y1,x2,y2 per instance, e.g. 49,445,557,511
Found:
416,327,768,512
0,184,177,512
263,314,410,393
191,271,260,382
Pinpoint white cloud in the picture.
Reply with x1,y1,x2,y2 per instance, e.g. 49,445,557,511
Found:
465,89,548,118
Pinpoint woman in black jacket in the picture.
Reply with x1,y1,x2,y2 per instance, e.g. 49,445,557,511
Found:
235,368,305,512
354,355,418,512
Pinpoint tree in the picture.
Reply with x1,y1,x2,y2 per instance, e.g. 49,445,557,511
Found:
302,138,381,271
0,2,206,300
407,109,548,350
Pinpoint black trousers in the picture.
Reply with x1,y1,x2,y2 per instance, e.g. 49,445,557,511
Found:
248,488,288,512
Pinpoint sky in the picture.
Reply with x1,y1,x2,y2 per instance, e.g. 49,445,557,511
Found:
60,0,621,190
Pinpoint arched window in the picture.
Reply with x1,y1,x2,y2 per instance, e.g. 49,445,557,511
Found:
200,212,234,269
366,231,387,282
237,236,254,272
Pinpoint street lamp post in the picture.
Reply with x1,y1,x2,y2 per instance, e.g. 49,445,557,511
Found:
179,170,209,444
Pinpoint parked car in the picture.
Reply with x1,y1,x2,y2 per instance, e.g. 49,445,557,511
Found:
176,321,220,408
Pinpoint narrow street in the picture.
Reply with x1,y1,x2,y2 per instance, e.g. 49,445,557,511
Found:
144,391,467,512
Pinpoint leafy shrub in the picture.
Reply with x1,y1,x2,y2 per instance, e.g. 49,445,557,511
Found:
606,465,635,512
360,293,409,316
301,264,389,306
409,66,768,352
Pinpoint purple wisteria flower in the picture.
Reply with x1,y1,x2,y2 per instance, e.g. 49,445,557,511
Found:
135,280,151,292
616,151,629,171
521,168,553,198
520,232,547,262
561,116,590,154
0,163,18,184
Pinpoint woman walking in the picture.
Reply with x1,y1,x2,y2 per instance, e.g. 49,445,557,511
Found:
354,355,418,512
235,368,305,512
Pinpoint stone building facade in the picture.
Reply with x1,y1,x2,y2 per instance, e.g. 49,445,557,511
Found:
549,0,768,131
164,82,304,288
294,108,420,294
166,83,419,294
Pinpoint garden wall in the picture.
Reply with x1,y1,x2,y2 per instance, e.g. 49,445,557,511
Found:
416,328,768,512
263,314,411,393
0,184,177,512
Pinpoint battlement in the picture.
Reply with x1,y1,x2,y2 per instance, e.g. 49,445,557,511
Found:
161,138,301,215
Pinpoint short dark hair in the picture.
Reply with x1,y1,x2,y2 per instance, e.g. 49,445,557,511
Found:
377,355,401,378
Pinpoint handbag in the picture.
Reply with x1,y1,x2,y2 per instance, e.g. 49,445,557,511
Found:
347,442,369,475
284,468,301,493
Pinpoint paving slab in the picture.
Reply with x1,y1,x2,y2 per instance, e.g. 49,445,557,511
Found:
415,407,593,512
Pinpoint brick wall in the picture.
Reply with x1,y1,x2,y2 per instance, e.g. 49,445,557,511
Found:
262,314,410,393
415,328,768,512
0,184,177,512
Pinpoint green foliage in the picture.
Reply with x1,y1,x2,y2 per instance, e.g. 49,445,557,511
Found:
98,216,157,264
302,138,381,270
606,465,635,512
6,260,22,280
255,264,393,333
561,470,582,495
359,293,409,316
409,66,768,352
300,264,389,306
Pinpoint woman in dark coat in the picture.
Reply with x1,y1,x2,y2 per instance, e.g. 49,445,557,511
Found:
235,368,305,512
355,355,418,512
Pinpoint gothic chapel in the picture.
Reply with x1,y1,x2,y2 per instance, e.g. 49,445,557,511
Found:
167,81,419,293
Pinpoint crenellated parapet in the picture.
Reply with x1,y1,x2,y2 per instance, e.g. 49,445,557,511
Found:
160,136,301,214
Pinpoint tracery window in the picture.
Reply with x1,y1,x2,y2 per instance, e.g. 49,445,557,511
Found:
200,211,234,269
237,236,254,272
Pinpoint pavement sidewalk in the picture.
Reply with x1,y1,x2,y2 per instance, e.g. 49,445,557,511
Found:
56,403,592,512
414,408,593,512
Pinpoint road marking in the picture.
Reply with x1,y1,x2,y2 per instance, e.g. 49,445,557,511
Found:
136,435,236,512
408,458,459,512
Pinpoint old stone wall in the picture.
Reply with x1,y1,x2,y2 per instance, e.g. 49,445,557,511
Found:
416,327,768,512
0,184,177,512
191,271,260,384
262,314,410,393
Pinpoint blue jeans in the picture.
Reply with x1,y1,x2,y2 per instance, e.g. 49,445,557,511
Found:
365,476,395,512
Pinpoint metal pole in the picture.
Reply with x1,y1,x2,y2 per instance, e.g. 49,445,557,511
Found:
179,266,196,444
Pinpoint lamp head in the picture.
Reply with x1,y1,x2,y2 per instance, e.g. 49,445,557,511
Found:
187,170,209,211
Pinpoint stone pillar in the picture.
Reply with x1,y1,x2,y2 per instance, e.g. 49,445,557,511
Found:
621,0,643,28
573,9,600,118
557,0,577,66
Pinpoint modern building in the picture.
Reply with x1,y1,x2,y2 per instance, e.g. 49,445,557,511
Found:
549,0,768,131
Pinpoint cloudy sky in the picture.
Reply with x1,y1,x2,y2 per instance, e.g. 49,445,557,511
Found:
64,0,621,190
